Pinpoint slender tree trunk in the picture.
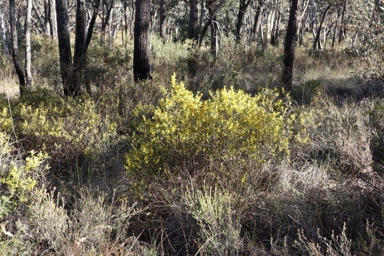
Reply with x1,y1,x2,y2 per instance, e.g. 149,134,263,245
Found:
332,7,341,48
235,0,251,43
270,11,281,46
72,0,86,96
160,0,167,38
44,0,51,36
10,0,26,95
188,0,199,42
25,0,33,88
206,0,219,57
101,0,114,44
56,0,73,96
252,0,264,47
50,0,58,39
133,0,152,81
84,0,101,94
282,0,301,92
313,4,330,50
264,9,275,49
339,0,348,43
0,7,9,55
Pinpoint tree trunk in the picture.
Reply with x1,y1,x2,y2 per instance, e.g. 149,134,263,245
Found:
270,11,281,46
332,7,341,48
282,0,301,92
84,0,101,94
235,0,251,43
44,0,51,36
72,0,86,96
133,0,152,81
10,0,26,96
313,4,330,50
25,0,33,88
188,0,199,42
0,6,9,55
252,0,264,47
50,0,58,39
339,0,348,43
56,0,73,96
160,0,167,38
207,0,218,57
101,0,114,44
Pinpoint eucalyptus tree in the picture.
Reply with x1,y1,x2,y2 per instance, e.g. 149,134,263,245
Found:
56,0,100,96
235,0,252,43
134,0,152,81
252,0,265,46
0,4,9,55
188,0,199,42
282,0,302,92
25,0,33,88
9,0,26,95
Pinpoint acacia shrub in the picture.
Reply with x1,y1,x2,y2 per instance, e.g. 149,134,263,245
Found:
126,75,300,189
17,94,118,176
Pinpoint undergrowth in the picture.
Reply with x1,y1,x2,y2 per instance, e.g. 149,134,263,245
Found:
0,37,384,255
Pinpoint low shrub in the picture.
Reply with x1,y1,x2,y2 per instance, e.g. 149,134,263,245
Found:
0,132,48,220
17,95,118,176
126,75,303,191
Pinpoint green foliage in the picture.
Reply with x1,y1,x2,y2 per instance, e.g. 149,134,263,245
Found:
0,133,48,219
126,75,298,187
17,95,118,172
85,44,132,92
31,35,60,88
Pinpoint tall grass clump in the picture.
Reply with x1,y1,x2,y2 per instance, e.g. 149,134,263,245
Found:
184,183,243,255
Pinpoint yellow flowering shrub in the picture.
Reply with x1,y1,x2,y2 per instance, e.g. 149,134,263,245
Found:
0,108,12,133
0,133,48,218
18,96,117,166
126,75,300,185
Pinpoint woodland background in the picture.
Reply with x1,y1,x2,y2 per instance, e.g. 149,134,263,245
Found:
0,0,384,255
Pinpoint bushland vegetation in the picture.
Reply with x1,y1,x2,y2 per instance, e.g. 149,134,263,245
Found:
1,1,384,255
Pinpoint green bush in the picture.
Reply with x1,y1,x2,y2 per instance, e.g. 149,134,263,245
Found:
126,75,300,189
17,95,118,173
0,132,48,219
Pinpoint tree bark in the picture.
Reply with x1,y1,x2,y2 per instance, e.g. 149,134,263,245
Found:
101,0,114,43
188,0,199,42
207,0,219,57
0,6,9,55
339,0,348,43
133,0,152,81
50,0,58,39
56,0,73,96
235,0,251,43
282,0,301,92
72,0,86,96
10,0,26,96
44,0,51,36
313,4,330,50
270,11,281,46
25,0,33,88
160,0,167,38
252,0,264,47
332,6,341,48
